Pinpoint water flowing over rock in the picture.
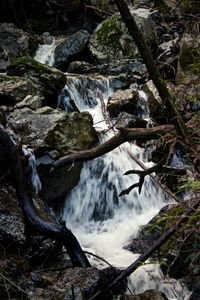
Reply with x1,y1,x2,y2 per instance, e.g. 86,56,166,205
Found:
89,8,157,63
0,23,37,71
54,30,90,69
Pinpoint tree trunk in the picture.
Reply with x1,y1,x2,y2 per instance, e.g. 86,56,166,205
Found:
113,0,188,138
0,127,91,268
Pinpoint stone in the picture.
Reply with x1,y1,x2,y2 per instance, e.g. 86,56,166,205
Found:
0,75,38,106
120,290,169,300
89,8,157,64
0,23,37,71
7,107,97,202
143,80,164,123
107,88,139,117
15,94,44,110
54,30,90,69
7,56,66,105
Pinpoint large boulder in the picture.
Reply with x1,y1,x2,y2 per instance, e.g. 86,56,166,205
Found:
54,30,90,69
7,56,66,106
0,23,37,71
0,75,38,106
89,8,157,64
107,88,139,117
7,107,97,202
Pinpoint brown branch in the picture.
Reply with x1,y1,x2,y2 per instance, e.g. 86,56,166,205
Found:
119,157,166,195
52,125,174,170
88,198,200,300
113,0,188,138
0,127,91,268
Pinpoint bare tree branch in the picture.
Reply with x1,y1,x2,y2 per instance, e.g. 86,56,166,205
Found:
0,127,91,268
52,125,174,170
119,157,166,196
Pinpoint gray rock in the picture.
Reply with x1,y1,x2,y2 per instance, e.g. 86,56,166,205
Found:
0,75,38,105
7,107,97,202
0,23,37,71
89,8,157,64
7,56,66,105
54,30,90,68
107,88,139,117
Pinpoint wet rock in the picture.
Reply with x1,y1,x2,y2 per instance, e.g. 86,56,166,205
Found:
0,23,37,71
7,56,66,106
7,107,97,202
189,286,200,300
7,106,97,153
107,89,139,117
116,112,148,128
15,94,44,110
143,81,165,123
126,201,200,291
0,75,38,106
89,8,157,64
54,30,90,69
120,290,169,300
67,60,95,73
67,59,146,78
0,183,25,252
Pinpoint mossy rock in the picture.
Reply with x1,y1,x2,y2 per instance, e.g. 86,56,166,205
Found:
0,75,38,105
45,111,97,153
7,56,66,104
89,9,157,63
128,202,200,280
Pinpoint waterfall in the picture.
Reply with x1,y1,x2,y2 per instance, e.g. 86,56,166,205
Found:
60,76,190,300
34,38,56,66
23,148,42,194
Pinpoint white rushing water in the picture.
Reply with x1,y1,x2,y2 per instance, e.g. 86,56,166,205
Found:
60,76,190,299
34,38,56,66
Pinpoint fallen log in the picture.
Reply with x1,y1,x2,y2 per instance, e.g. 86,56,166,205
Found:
52,125,174,170
0,126,90,268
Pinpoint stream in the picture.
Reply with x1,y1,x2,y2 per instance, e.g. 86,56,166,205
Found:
34,43,190,300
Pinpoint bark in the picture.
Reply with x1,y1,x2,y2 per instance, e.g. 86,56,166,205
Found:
113,0,188,138
0,127,91,268
88,198,200,300
52,125,174,170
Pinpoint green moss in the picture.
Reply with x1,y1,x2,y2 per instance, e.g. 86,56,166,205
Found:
96,14,123,54
179,45,200,75
7,56,55,77
0,75,22,83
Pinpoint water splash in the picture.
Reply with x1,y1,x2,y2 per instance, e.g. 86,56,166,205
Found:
34,39,56,66
61,75,189,299
23,148,42,194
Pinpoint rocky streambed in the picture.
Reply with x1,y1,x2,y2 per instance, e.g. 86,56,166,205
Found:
0,0,200,299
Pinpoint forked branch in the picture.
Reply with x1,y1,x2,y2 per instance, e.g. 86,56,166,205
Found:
52,125,174,170
119,157,166,196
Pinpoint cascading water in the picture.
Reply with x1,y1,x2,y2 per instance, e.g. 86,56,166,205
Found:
60,76,190,299
34,38,56,66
